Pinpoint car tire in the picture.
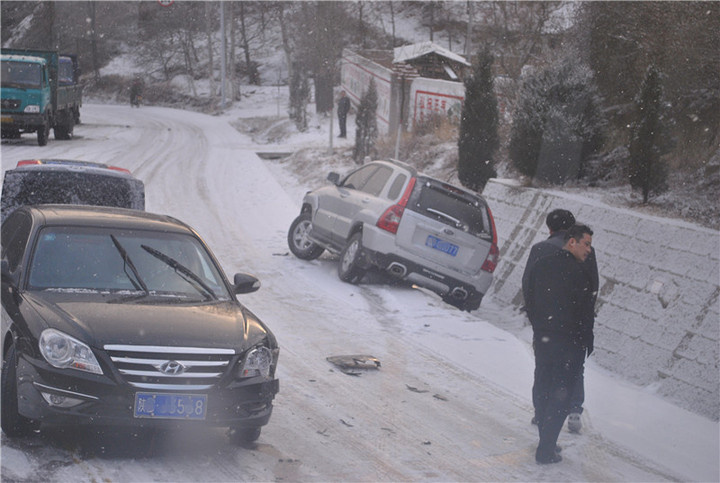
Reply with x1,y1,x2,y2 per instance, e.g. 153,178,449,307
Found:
338,232,367,284
1,345,38,437
443,291,483,312
287,212,324,260
229,426,261,445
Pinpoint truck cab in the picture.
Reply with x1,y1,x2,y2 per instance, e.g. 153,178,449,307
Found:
0,54,52,144
1,49,82,146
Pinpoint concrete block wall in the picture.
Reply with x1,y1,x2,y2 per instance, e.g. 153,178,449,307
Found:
482,179,720,421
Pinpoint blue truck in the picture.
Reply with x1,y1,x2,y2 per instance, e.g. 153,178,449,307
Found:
1,49,82,146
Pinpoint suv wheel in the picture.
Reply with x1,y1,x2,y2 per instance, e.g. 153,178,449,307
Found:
338,232,367,284
288,212,325,260
443,291,483,312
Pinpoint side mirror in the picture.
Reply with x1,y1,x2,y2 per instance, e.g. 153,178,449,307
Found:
233,273,260,294
327,172,340,185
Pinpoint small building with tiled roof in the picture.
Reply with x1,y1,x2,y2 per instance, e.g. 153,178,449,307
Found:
340,42,470,137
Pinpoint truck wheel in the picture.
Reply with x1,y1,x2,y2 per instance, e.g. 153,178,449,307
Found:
338,232,367,284
54,112,74,140
37,120,49,146
287,213,324,260
1,345,38,437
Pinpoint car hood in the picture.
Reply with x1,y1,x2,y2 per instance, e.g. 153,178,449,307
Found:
23,291,270,350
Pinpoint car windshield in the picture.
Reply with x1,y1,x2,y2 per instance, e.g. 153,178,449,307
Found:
27,226,232,301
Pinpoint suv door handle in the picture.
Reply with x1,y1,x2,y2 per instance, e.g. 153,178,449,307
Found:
361,198,370,203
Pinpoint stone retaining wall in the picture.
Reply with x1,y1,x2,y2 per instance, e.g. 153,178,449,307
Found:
482,179,720,421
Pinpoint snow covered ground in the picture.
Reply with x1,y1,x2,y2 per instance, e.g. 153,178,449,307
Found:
1,91,718,482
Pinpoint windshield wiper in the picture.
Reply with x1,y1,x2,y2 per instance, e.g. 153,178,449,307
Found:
110,235,149,293
140,244,217,301
425,207,465,229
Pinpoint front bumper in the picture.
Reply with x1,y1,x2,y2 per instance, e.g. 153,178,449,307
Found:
1,112,45,131
16,354,279,429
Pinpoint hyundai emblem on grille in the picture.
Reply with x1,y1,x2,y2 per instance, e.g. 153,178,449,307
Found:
157,360,186,375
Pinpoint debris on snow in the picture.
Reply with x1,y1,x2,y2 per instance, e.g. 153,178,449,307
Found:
327,355,381,376
405,385,429,394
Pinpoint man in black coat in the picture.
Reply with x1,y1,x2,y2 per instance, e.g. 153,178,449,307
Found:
522,209,599,433
337,90,351,138
526,224,596,464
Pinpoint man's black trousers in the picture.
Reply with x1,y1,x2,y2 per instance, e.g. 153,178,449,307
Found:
533,333,585,459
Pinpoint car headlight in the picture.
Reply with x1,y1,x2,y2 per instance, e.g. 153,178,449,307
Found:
239,345,273,378
23,105,40,114
39,329,103,375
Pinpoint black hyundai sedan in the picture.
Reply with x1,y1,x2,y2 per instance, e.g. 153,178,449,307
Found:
1,205,279,443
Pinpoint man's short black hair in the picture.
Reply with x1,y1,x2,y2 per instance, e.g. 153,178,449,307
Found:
546,209,575,232
564,223,594,242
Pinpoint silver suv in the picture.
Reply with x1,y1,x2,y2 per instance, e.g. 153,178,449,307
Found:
287,160,499,311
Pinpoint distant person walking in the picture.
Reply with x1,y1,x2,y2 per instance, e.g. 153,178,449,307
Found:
522,209,599,433
130,77,144,108
337,90,350,138
525,224,596,464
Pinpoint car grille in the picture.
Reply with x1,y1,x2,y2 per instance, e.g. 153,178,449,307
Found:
104,345,236,390
1,99,21,110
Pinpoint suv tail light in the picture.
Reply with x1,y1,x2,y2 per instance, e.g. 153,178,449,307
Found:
481,207,499,273
376,177,416,234
481,243,499,273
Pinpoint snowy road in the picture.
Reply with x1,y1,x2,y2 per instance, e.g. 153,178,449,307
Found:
0,104,700,481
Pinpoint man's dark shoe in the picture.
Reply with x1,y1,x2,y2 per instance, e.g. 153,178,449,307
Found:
567,412,581,433
536,451,563,464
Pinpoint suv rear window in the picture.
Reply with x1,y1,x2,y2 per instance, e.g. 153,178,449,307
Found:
408,177,492,239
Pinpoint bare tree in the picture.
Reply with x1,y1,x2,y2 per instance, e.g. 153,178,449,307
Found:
289,2,350,114
205,2,216,96
235,2,266,85
477,2,564,80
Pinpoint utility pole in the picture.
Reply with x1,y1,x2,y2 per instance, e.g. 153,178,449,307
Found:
465,1,474,59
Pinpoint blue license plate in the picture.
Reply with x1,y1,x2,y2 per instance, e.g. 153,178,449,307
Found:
426,235,459,256
134,392,207,420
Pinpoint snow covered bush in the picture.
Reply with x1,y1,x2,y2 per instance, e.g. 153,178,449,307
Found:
509,57,605,185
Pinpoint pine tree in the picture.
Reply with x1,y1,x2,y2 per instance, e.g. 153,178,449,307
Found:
457,50,499,192
628,65,669,203
509,58,605,184
353,79,378,163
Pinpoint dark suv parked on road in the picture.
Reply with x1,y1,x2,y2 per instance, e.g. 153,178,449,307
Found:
287,159,499,311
